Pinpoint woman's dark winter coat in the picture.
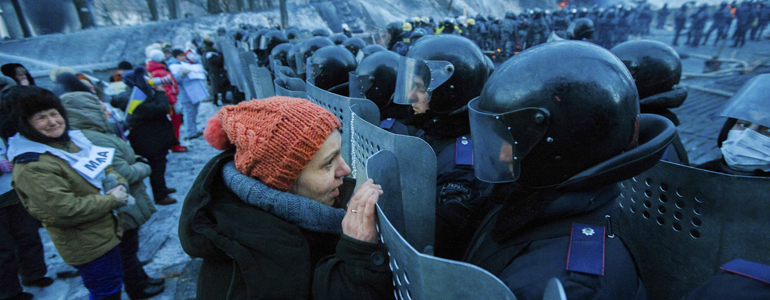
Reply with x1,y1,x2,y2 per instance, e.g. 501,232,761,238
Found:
112,89,178,157
179,150,394,300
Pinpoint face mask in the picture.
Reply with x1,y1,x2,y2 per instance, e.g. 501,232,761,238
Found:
721,129,770,172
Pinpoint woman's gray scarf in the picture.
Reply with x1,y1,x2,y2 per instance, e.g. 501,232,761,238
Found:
221,161,345,234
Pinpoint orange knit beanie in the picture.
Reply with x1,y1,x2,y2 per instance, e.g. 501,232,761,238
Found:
204,96,341,191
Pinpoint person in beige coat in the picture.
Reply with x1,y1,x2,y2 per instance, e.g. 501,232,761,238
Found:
60,91,166,299
3,86,129,300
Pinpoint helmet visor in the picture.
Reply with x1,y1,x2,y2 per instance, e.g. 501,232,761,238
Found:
393,57,454,106
468,97,550,183
717,74,770,128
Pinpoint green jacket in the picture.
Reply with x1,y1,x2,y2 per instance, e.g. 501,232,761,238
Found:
60,91,156,231
12,139,126,266
179,150,394,300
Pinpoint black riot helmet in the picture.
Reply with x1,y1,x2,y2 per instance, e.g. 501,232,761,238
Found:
286,27,300,40
312,28,330,37
469,41,640,187
393,35,488,115
386,22,403,38
567,18,595,40
270,43,293,67
410,28,427,42
610,40,682,99
360,44,387,61
330,33,349,45
258,29,289,54
342,37,366,57
309,46,357,90
350,50,400,108
295,36,334,75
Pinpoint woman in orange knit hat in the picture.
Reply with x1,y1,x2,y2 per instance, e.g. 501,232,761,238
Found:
179,96,393,299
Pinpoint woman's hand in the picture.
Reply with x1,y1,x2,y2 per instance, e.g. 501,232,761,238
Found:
342,179,383,243
107,185,129,204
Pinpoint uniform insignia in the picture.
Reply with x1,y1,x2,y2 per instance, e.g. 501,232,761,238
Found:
567,223,605,276
380,118,396,130
455,136,473,166
721,259,770,284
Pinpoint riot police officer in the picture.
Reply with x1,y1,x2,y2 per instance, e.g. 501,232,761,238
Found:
349,51,411,133
688,4,710,47
527,8,550,48
464,41,676,300
695,74,770,176
658,3,670,28
393,35,491,260
501,12,519,58
703,2,732,45
307,45,356,93
673,5,688,46
611,40,690,164
567,18,594,41
295,36,334,81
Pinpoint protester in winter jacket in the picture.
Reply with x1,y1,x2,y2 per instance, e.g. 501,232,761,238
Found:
120,67,179,206
0,63,35,86
169,50,209,140
0,76,54,300
2,86,130,300
59,90,167,299
146,49,187,153
180,97,393,299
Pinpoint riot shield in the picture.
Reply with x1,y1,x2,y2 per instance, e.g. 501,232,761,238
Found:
355,114,435,252
273,78,308,99
238,49,257,100
349,71,371,99
274,65,296,81
369,151,516,300
248,65,276,99
218,36,242,90
617,160,770,300
306,81,379,166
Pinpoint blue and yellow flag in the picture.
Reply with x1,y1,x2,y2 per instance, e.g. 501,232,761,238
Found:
125,87,146,116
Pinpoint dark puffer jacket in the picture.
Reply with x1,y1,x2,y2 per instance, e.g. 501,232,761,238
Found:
179,150,394,300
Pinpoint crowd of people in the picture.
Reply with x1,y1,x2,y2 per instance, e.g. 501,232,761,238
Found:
0,33,231,299
379,1,770,60
1,2,769,300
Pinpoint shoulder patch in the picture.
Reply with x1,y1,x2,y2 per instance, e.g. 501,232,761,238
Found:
721,259,770,284
14,152,40,164
455,136,473,166
380,118,396,130
566,223,605,276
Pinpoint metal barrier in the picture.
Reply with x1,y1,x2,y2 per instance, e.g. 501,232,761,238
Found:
617,160,770,300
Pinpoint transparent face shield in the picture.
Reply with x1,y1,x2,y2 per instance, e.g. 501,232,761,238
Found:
296,53,313,75
468,97,550,183
393,57,454,107
716,74,770,128
349,71,374,99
